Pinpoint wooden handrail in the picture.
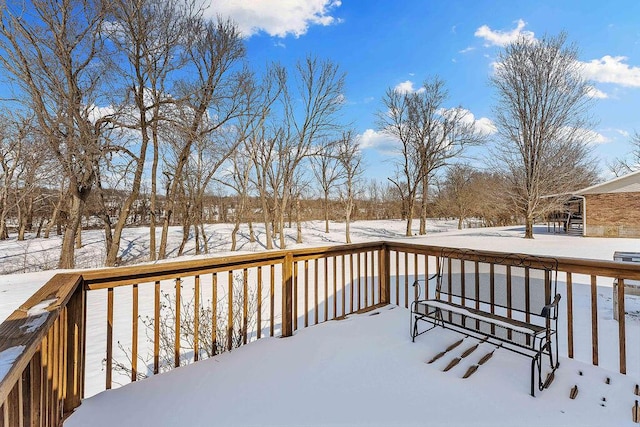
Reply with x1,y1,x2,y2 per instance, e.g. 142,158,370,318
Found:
81,242,386,290
385,241,640,279
0,274,84,420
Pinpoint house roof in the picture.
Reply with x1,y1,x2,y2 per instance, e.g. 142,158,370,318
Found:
574,169,640,195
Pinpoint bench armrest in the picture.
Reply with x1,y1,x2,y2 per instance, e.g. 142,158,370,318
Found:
412,273,440,300
541,294,561,318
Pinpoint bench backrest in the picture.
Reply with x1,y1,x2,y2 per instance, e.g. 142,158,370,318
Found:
437,248,558,317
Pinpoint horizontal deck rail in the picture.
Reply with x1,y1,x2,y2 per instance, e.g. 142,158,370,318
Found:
1,241,639,426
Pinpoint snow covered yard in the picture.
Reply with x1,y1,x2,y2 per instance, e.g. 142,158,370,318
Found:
66,305,639,427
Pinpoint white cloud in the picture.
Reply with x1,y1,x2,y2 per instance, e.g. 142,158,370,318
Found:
475,117,498,135
616,129,630,138
394,80,425,94
459,46,475,54
439,107,497,136
88,104,115,124
580,55,640,87
584,129,610,145
553,127,610,146
584,85,608,99
202,0,343,38
474,19,535,47
357,129,399,154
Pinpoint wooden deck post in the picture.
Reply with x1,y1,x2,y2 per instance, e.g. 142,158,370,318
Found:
379,244,390,305
617,279,626,374
282,253,294,337
64,282,86,413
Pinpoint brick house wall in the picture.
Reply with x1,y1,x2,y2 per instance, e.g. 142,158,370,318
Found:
585,192,640,237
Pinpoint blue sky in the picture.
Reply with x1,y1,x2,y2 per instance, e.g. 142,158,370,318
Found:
205,0,640,182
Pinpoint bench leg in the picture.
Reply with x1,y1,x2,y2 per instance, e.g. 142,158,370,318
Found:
531,338,559,397
531,356,538,397
549,336,560,370
412,316,417,342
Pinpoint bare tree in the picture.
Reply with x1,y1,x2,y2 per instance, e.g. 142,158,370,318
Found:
608,130,640,176
43,176,68,239
157,17,246,259
491,33,597,238
250,119,279,250
310,138,341,233
286,169,313,245
226,143,254,251
436,164,478,229
252,56,345,249
14,122,48,240
221,71,279,251
378,77,485,236
180,123,242,256
275,56,344,248
336,130,362,243
0,113,21,239
99,0,192,265
0,0,111,268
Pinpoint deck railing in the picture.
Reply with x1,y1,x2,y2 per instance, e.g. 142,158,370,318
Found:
1,241,639,426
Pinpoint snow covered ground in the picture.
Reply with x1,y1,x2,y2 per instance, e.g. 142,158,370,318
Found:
1,220,640,426
66,305,639,427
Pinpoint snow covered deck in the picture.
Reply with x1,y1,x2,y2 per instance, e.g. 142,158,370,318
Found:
3,227,640,426
66,305,638,427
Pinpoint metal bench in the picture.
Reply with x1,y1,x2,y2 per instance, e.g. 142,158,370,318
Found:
410,248,561,396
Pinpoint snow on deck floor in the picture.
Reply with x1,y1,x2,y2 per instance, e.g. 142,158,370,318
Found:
66,306,639,427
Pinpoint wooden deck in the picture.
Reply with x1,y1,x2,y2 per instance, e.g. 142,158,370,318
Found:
2,241,640,426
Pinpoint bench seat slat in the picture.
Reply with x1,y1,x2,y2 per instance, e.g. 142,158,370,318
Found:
415,300,546,335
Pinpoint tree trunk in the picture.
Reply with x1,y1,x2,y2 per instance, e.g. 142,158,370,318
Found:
35,217,45,238
524,216,534,239
17,195,34,241
345,202,352,244
405,200,415,237
158,177,173,259
194,221,200,255
0,196,8,240
149,131,159,261
75,225,82,249
278,212,286,249
44,194,64,239
248,220,255,243
16,203,24,241
259,195,273,250
105,109,150,266
58,192,86,269
296,198,302,244
419,180,428,235
230,221,239,251
458,216,463,230
324,193,330,233
177,220,190,257
18,221,26,241
199,222,209,254
95,177,115,264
